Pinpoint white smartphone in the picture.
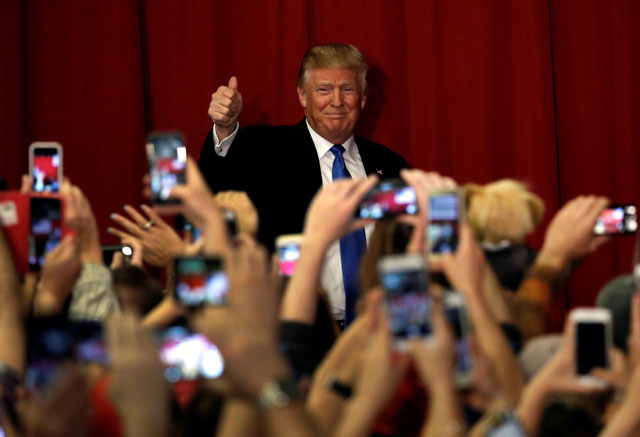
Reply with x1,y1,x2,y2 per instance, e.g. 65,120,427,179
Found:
571,308,612,387
444,291,474,389
146,132,187,204
426,188,464,261
378,254,430,350
275,234,303,277
29,142,63,193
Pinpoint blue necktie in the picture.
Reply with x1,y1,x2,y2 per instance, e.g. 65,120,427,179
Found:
330,145,366,326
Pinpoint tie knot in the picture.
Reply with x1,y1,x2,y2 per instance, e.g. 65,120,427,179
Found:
330,145,345,157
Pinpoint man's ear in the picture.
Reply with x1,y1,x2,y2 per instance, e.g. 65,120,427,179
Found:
360,91,367,109
297,87,307,109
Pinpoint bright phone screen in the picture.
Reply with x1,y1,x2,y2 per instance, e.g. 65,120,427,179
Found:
32,148,61,193
148,134,187,203
381,268,431,339
174,257,229,306
428,193,460,255
29,198,62,271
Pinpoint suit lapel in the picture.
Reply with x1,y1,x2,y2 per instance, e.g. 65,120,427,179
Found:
355,135,379,177
292,119,323,189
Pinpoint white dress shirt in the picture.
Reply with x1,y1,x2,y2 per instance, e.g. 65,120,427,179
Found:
211,121,373,320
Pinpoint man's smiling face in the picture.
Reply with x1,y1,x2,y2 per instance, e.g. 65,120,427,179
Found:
297,68,367,145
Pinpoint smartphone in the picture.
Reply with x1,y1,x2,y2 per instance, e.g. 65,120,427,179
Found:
28,197,62,271
357,178,418,219
146,132,187,204
26,319,107,391
444,292,474,389
593,204,637,235
378,254,430,349
276,234,303,277
427,189,464,260
174,256,229,306
157,326,224,382
222,209,237,238
29,142,63,193
102,245,132,266
571,308,612,386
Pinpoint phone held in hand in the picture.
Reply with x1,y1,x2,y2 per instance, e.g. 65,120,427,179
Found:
222,209,238,238
426,188,464,261
174,256,229,307
571,308,612,387
29,197,63,271
378,254,430,350
593,204,637,235
276,234,303,277
156,326,224,382
29,142,63,193
146,132,187,205
357,178,418,219
443,291,474,390
26,318,107,391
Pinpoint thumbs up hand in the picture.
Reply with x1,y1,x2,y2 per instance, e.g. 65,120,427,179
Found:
208,76,243,139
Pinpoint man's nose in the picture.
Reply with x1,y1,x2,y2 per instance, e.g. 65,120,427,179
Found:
330,89,344,106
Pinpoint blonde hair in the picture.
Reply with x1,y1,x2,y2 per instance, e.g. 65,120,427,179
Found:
297,43,368,92
464,179,545,244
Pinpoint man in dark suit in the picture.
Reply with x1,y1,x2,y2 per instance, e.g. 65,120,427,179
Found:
198,43,407,321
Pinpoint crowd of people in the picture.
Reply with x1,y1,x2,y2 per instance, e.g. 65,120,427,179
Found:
0,161,638,437
1,43,639,437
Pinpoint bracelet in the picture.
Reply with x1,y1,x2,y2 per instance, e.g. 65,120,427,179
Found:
325,375,353,398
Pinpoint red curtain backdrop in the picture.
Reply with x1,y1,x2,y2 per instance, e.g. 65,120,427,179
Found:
2,0,639,326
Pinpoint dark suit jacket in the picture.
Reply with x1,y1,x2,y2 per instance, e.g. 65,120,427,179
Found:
198,119,408,251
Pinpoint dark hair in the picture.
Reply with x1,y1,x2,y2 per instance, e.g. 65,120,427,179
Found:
112,266,164,315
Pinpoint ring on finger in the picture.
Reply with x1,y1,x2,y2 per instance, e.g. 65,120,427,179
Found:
142,220,155,230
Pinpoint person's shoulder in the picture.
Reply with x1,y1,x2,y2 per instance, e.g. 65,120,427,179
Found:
239,121,304,137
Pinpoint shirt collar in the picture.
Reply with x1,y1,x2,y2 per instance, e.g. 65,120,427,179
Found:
306,119,356,160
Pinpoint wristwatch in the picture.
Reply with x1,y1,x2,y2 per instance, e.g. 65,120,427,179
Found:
256,378,299,409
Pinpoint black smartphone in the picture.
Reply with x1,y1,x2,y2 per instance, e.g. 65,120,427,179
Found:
146,132,187,204
222,209,237,238
102,245,132,266
29,142,63,193
593,204,637,235
571,308,611,387
25,319,107,391
174,256,229,306
357,178,418,219
427,189,464,260
378,254,431,349
444,292,474,389
28,197,62,271
156,326,224,382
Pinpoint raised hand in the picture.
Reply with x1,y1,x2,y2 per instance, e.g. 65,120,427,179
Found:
303,176,378,249
107,312,170,437
208,76,243,140
34,234,82,315
108,204,185,267
399,169,457,254
215,190,259,237
538,195,609,270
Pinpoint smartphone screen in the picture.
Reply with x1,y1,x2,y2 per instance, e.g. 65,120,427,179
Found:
576,322,607,375
358,179,418,219
157,326,224,382
594,205,637,235
32,147,61,193
428,191,461,256
174,257,229,306
222,209,237,238
26,319,107,391
278,242,301,276
29,198,62,271
146,133,187,204
444,298,473,387
379,259,431,342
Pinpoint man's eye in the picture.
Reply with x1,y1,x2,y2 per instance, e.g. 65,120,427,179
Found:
317,88,330,94
343,88,355,93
